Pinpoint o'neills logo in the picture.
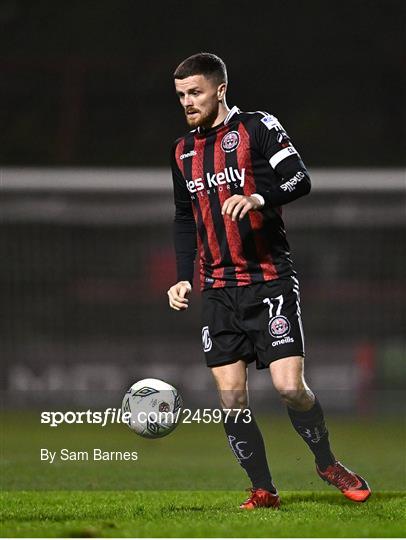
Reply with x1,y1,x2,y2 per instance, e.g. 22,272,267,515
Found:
186,167,245,194
202,326,212,352
180,150,197,160
280,171,305,192
272,336,294,347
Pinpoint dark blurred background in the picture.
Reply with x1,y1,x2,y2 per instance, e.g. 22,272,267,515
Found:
0,0,405,411
1,0,405,166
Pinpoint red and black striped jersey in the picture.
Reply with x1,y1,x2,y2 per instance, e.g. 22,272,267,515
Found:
171,106,311,290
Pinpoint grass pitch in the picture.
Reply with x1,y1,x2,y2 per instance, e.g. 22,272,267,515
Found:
1,490,405,537
1,412,405,537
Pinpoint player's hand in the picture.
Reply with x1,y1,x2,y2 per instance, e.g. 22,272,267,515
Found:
221,195,263,221
167,281,192,311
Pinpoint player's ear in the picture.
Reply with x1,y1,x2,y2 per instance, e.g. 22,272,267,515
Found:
217,82,227,101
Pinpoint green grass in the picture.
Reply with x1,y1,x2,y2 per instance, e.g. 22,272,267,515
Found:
1,490,405,537
1,412,405,536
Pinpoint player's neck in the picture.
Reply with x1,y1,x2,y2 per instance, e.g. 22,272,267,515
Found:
207,102,230,129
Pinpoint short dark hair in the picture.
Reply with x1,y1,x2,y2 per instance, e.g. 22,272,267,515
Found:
173,52,227,85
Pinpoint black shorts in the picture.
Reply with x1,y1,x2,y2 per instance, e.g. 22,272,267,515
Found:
201,276,305,370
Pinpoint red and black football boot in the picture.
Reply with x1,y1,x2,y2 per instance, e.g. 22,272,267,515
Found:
239,488,280,510
317,461,371,502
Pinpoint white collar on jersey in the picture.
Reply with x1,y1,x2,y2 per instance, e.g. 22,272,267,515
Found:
194,106,240,133
224,105,240,124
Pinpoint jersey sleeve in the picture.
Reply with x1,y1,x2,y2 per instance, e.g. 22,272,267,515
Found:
253,113,311,208
171,141,197,285
254,113,299,168
171,141,192,209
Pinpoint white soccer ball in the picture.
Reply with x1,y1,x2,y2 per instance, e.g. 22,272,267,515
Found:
121,378,182,438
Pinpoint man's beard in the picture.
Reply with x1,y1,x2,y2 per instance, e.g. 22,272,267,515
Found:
185,104,219,129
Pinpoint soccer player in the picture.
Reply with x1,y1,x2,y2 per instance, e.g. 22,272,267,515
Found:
167,52,371,509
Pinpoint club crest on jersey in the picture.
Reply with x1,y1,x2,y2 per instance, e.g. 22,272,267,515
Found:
202,326,212,352
221,131,240,153
268,315,290,338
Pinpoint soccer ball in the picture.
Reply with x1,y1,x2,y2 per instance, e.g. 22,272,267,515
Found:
121,378,182,438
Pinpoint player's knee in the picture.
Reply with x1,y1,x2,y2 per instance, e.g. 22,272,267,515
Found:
219,388,248,410
274,383,307,404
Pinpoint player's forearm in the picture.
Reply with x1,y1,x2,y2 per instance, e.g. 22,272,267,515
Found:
257,160,311,209
174,211,197,284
